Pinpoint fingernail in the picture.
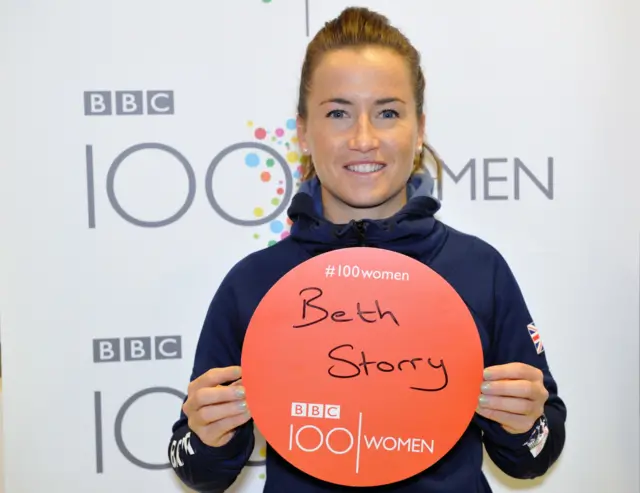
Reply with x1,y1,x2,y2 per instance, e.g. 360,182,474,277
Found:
237,400,247,411
483,369,492,379
478,395,489,406
481,382,491,393
235,387,245,398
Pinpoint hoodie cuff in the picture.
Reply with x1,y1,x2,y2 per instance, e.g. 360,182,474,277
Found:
521,414,550,458
188,422,254,460
486,414,549,456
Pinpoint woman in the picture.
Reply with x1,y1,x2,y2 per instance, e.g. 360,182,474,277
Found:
168,6,566,492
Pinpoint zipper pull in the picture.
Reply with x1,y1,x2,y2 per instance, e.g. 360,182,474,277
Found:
354,220,367,246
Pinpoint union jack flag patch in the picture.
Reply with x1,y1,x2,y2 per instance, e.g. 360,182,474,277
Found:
528,323,544,354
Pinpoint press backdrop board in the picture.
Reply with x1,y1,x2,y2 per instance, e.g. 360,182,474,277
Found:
0,1,638,493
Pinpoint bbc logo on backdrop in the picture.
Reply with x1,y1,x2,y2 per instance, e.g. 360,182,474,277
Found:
84,90,175,116
93,336,182,362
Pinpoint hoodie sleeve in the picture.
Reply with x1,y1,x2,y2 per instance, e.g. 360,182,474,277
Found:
168,269,255,493
475,251,567,479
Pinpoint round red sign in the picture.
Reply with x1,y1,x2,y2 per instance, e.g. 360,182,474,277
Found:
241,247,484,487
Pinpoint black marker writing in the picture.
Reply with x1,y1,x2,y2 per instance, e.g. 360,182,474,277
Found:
327,344,449,392
409,359,448,392
292,287,399,329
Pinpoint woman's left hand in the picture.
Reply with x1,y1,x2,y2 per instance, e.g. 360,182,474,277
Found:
476,362,549,434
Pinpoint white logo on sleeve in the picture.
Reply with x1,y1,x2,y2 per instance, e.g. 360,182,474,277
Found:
523,415,549,458
170,431,195,468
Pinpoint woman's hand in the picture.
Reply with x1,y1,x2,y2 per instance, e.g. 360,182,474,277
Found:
182,366,251,447
476,363,549,434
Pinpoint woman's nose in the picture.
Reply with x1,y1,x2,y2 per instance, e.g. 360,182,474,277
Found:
349,116,379,153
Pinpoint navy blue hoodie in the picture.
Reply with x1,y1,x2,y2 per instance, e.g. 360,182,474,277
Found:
168,173,566,492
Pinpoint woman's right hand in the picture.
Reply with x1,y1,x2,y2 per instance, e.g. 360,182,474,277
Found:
182,366,251,448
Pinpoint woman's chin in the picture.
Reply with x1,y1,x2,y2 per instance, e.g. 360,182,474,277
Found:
339,191,406,214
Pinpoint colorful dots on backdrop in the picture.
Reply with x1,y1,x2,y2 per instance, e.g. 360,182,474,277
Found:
246,117,312,247
245,153,260,167
270,220,284,233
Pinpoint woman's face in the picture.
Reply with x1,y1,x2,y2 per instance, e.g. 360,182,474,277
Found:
297,46,425,223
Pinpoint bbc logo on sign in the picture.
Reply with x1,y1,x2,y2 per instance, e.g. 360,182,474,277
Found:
84,90,174,116
93,336,181,363
292,402,341,419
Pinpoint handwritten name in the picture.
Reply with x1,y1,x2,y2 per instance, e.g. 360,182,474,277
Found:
292,287,399,329
327,344,449,392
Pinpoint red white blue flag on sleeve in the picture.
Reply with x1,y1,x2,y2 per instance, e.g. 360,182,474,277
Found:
528,323,544,355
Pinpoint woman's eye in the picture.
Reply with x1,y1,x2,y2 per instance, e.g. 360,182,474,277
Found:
380,109,399,118
326,109,347,118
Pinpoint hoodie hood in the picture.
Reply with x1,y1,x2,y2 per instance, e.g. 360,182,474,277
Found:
286,171,447,260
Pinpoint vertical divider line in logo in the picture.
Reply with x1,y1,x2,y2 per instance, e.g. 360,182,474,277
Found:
305,0,310,36
355,412,363,474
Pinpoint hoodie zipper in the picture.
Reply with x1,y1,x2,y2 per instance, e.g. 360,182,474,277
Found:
355,220,366,246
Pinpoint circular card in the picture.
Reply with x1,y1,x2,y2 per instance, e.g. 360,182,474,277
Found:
241,247,484,487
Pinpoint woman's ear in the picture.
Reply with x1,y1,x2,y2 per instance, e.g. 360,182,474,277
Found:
296,115,310,155
417,113,426,151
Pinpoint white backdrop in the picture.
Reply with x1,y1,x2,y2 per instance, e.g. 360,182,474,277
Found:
1,1,639,492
